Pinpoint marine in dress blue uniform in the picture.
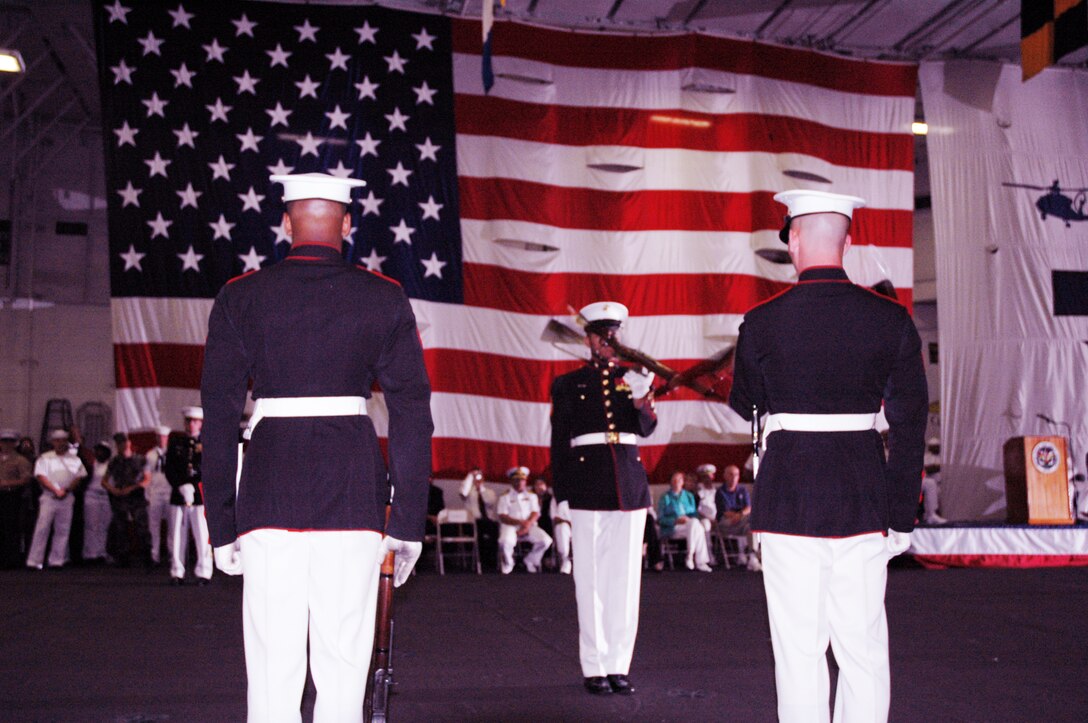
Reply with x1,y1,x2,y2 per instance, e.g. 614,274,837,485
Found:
728,190,927,723
200,172,433,722
549,301,656,696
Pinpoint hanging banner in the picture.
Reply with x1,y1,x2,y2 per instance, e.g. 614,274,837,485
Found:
919,61,1088,521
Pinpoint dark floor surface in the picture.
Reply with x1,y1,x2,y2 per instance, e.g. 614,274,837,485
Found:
1,557,1086,722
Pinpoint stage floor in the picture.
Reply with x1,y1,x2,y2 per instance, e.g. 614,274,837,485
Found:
2,559,1087,721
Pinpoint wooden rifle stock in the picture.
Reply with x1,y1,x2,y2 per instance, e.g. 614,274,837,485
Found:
364,519,397,721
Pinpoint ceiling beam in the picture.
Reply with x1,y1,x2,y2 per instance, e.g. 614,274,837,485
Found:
755,0,796,38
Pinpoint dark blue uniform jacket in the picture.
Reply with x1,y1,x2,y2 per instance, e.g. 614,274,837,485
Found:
550,363,656,511
200,243,433,548
728,266,927,537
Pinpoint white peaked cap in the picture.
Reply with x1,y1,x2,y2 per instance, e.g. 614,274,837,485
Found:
579,301,629,327
49,429,69,440
155,425,172,436
181,406,204,420
0,428,18,440
505,466,530,479
270,172,366,204
696,463,717,476
773,189,867,221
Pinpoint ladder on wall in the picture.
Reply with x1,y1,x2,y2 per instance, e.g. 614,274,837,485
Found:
38,398,73,451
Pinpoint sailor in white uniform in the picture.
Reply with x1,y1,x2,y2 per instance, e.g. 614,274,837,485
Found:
496,466,552,574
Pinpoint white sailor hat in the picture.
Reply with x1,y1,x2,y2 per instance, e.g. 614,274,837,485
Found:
0,428,19,441
181,406,204,420
48,429,69,441
695,463,717,477
579,301,629,333
773,189,866,244
505,466,530,480
270,171,366,204
927,437,940,447
155,425,172,437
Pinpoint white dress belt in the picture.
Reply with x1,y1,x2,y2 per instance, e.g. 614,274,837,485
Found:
570,432,638,448
762,412,878,451
245,396,368,440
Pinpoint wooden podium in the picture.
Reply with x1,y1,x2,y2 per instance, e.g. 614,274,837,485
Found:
1003,436,1074,525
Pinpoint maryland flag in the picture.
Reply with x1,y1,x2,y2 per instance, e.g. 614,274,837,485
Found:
1022,0,1088,80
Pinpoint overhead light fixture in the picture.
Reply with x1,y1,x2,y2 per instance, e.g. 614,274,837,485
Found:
782,169,833,184
0,49,25,74
912,121,928,135
649,114,711,128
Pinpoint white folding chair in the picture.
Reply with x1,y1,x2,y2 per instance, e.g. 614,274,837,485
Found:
436,508,481,575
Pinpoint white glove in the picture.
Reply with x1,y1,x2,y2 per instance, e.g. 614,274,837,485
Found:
379,536,422,587
179,483,196,506
623,367,654,399
214,542,243,575
886,530,912,557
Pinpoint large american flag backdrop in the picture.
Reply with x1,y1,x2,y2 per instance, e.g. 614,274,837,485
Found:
96,0,917,482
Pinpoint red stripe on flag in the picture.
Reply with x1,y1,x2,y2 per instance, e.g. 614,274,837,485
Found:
464,264,792,316
458,178,913,246
432,437,753,485
114,343,204,389
451,19,917,98
455,95,914,171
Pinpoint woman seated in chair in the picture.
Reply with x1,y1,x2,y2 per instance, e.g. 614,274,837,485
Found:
657,471,712,572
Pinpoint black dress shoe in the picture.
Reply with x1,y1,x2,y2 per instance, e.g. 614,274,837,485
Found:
607,674,634,695
583,676,612,695
170,577,184,586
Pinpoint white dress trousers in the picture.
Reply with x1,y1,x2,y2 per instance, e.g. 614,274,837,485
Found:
26,494,74,568
169,504,213,580
570,507,647,678
240,528,383,723
760,531,892,723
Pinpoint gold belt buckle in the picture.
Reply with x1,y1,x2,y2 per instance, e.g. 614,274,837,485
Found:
605,431,621,444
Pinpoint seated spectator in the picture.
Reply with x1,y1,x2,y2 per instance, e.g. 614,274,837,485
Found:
533,477,554,538
658,471,712,572
26,430,86,570
0,429,33,569
550,493,572,574
694,463,719,549
920,437,947,524
82,441,113,564
460,467,500,570
103,432,151,569
426,478,445,536
496,466,552,574
715,464,761,571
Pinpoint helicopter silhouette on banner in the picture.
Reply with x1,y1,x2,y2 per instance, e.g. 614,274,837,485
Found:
1003,179,1088,227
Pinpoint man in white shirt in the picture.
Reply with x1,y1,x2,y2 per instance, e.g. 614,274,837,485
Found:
497,466,552,574
27,429,86,569
142,425,173,566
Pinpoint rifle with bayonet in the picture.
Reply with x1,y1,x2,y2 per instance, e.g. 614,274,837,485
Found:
543,318,734,402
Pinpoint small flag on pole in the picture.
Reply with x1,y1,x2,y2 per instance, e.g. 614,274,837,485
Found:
481,0,505,93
